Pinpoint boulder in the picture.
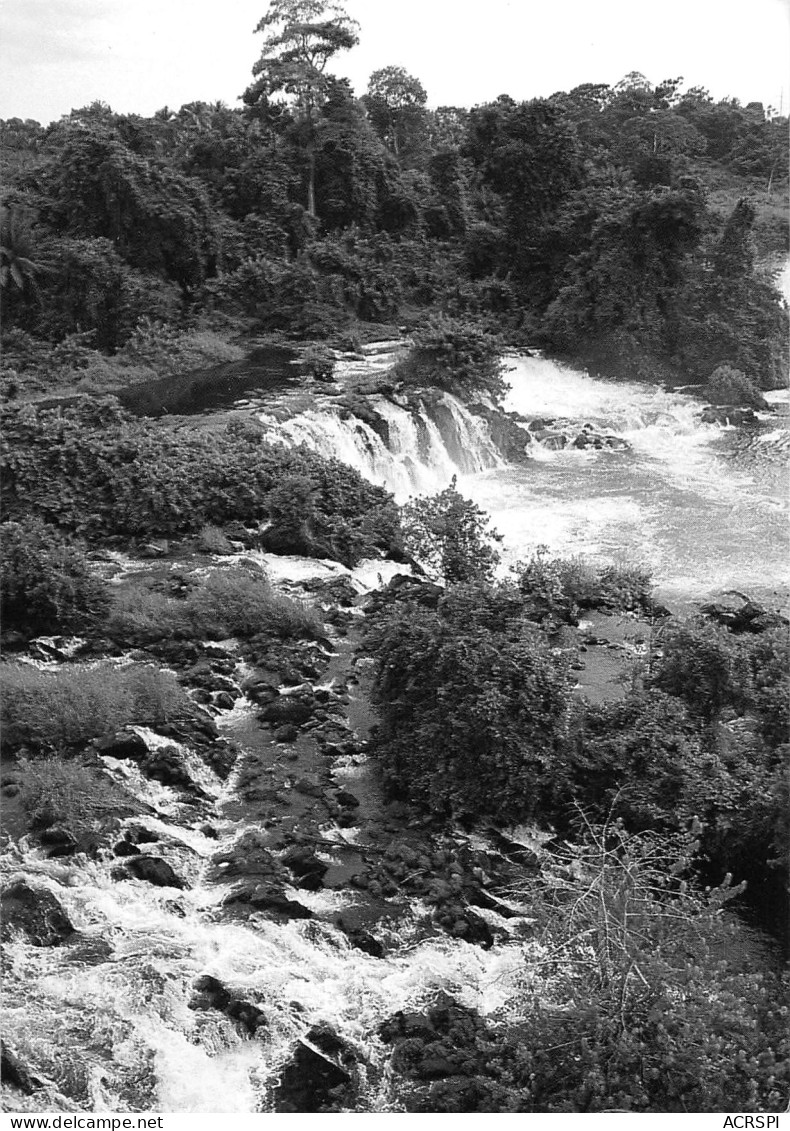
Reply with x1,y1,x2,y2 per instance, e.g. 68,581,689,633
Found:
96,729,149,761
283,845,328,891
1,880,75,946
38,826,79,857
273,1024,356,1113
700,591,789,634
116,855,188,889
223,885,313,920
1,1042,43,1094
700,406,758,426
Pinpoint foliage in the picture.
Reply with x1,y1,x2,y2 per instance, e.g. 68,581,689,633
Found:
366,580,571,821
1,398,401,564
107,564,323,645
0,517,111,637
394,315,507,399
514,550,655,624
649,618,754,721
505,821,789,1112
401,478,502,584
1,662,192,752
16,755,132,836
705,364,767,408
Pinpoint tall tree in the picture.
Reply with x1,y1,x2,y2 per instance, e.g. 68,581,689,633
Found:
364,66,428,163
244,0,359,217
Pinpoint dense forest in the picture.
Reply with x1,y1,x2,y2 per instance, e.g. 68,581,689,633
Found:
1,0,789,1116
1,0,788,390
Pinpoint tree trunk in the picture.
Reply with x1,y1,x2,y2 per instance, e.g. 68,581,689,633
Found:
307,146,317,217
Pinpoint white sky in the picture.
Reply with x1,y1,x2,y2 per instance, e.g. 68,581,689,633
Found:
0,0,788,125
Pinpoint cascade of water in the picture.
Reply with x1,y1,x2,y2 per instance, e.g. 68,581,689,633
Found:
258,394,502,501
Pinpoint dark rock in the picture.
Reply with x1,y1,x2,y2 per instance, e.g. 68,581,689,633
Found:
95,729,149,761
200,824,219,839
38,826,79,857
283,846,328,891
700,590,789,634
124,824,160,845
334,789,360,808
700,406,758,426
190,974,232,1012
113,840,141,857
1,880,75,946
224,886,313,920
117,855,188,889
213,691,236,710
338,923,385,958
1,1041,43,1094
294,776,322,798
273,1026,355,1113
261,698,316,727
139,539,170,558
225,998,266,1035
274,724,300,743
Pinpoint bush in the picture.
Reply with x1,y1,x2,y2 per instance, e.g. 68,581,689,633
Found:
1,662,192,752
650,618,752,721
367,581,571,821
117,318,243,375
0,517,111,637
515,552,655,623
393,314,507,400
107,565,323,645
505,822,790,1113
16,755,131,835
401,478,502,584
1,398,402,564
705,364,767,408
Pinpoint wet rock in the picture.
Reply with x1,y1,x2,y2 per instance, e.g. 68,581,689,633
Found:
334,789,360,808
294,776,322,798
190,974,232,1012
261,697,316,727
305,576,358,608
273,1025,355,1113
124,823,160,845
225,998,266,1036
200,823,219,839
700,406,758,426
224,885,314,920
274,724,299,743
139,539,170,558
700,591,789,634
283,845,328,891
38,826,79,857
336,922,385,958
1,880,75,946
113,840,141,857
1,1041,43,1094
213,691,236,710
96,729,149,761
117,855,188,889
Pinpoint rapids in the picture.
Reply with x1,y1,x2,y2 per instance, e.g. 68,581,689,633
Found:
3,348,787,1113
259,354,789,611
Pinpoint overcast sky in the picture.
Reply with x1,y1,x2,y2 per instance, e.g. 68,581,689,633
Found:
0,0,787,125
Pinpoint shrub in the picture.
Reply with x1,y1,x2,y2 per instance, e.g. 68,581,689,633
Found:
16,755,132,835
107,565,322,645
118,318,243,375
705,364,768,408
401,478,502,585
0,517,111,637
1,398,402,564
1,662,191,752
393,314,507,400
650,618,752,721
506,821,790,1113
367,581,571,821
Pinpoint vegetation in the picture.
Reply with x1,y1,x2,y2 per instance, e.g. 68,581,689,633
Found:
1,21,786,390
1,397,401,564
108,564,323,645
0,517,111,637
401,479,502,584
1,662,192,752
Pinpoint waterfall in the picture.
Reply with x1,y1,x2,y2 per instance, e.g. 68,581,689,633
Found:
257,393,503,501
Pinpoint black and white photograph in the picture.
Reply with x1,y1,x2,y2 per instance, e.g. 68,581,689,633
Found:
0,0,788,1117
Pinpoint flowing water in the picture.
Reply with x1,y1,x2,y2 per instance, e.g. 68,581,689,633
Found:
4,347,788,1112
258,354,789,612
